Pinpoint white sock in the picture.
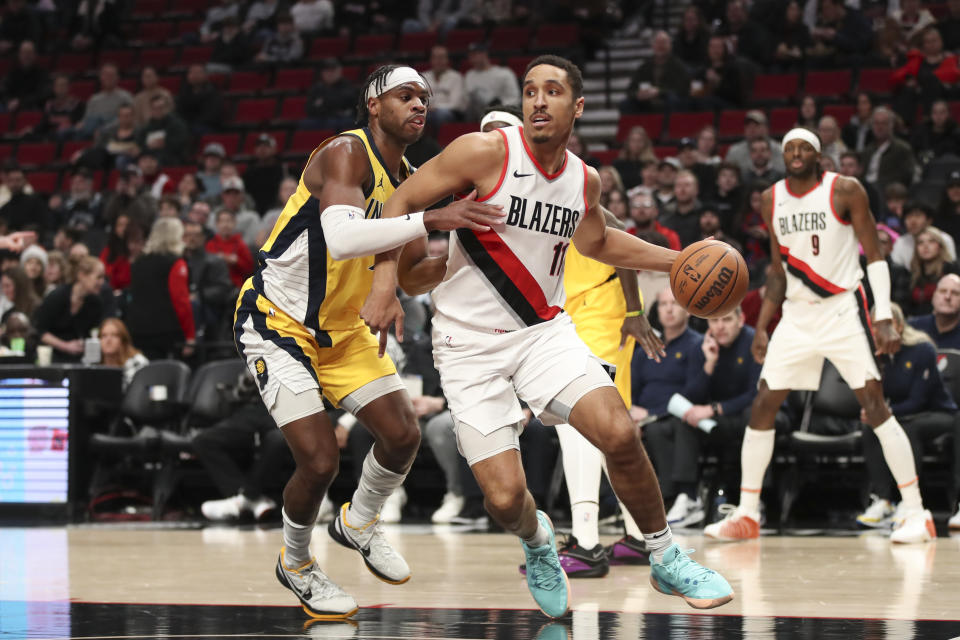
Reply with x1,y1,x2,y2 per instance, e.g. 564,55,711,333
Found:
347,450,407,525
874,416,923,511
557,423,603,549
282,508,313,567
523,522,550,548
620,500,643,539
739,427,775,515
643,525,674,564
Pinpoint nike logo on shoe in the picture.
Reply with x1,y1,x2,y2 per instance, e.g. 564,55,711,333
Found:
513,170,533,178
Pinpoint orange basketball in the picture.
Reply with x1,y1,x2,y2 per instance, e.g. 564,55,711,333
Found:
669,240,749,319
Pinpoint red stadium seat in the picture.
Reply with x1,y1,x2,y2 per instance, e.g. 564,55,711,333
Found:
769,107,796,135
177,19,201,37
506,56,535,78
273,69,314,93
277,96,307,122
118,78,138,93
18,143,57,166
532,24,580,49
61,141,91,162
352,34,395,57
179,46,213,66
157,75,181,93
242,131,287,155
13,111,43,132
438,122,477,147
398,31,437,55
165,0,194,15
27,172,59,194
489,26,531,53
752,73,799,102
341,65,360,82
443,28,485,53
162,165,193,190
822,104,855,127
309,37,350,59
55,53,95,74
717,109,749,139
228,72,269,94
132,0,167,18
72,80,98,101
0,113,11,134
616,114,664,143
138,21,174,43
140,47,178,68
804,70,852,98
197,133,240,157
858,68,893,95
288,130,334,155
0,144,13,160
233,98,277,124
99,49,137,69
667,112,715,141
591,149,619,166
654,145,677,158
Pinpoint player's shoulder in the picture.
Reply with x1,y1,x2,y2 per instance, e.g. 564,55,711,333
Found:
583,163,602,202
305,133,370,186
831,173,866,197
442,130,507,168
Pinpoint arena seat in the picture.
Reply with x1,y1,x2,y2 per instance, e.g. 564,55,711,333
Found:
61,141,91,163
99,49,137,69
287,129,335,155
179,46,213,66
227,72,269,95
489,26,531,54
717,109,749,139
352,34,395,58
823,104,855,127
55,52,96,74
241,131,287,155
532,24,579,50
138,21,175,43
442,28,485,53
858,68,893,95
591,149,619,165
506,56,535,78
0,113,11,135
769,107,796,136
751,73,799,103
438,122,477,147
197,133,240,157
272,68,314,93
13,111,43,132
309,36,350,59
72,80,98,101
616,114,664,142
157,75,181,93
804,70,853,99
667,111,715,141
398,31,437,55
233,98,278,125
26,171,59,194
277,96,307,122
17,142,57,167
139,47,178,68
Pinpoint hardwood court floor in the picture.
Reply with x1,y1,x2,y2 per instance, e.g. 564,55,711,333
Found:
2,524,960,639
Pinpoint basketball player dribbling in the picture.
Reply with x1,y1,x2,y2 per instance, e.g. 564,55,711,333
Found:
363,55,734,617
479,106,663,578
233,65,505,618
704,128,937,544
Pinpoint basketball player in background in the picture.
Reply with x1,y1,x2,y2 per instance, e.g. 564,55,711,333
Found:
364,55,734,617
234,65,505,618
479,105,664,577
704,128,936,544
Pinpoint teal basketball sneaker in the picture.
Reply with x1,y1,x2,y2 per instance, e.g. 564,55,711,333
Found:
521,511,569,618
649,544,734,609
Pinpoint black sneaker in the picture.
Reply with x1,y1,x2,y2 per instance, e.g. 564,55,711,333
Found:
519,535,610,579
604,535,651,566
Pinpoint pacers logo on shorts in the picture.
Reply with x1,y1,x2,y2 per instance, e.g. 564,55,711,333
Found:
254,357,268,389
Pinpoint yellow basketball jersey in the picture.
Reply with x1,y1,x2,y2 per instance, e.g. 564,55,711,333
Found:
564,242,617,301
254,127,413,333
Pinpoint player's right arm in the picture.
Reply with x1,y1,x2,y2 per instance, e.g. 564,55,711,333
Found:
752,187,786,365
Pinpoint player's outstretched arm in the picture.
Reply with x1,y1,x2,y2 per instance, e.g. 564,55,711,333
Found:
573,167,678,272
0,231,36,253
752,188,786,364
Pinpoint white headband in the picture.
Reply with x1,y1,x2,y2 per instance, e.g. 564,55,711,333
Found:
366,67,427,103
480,110,522,129
781,128,821,153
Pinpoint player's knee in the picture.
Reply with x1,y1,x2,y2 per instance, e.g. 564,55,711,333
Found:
300,454,339,486
601,421,642,462
386,420,421,457
484,483,526,516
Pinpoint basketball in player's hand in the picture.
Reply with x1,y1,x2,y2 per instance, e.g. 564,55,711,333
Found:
669,240,748,319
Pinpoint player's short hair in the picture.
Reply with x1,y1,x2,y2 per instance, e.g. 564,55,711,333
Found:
523,55,583,100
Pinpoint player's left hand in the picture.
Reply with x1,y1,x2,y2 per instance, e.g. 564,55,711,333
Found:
621,314,665,362
360,287,404,357
873,319,901,356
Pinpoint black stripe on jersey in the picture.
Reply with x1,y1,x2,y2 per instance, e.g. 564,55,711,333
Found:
455,228,545,327
253,196,332,348
363,127,401,188
855,285,881,368
784,262,833,298
233,288,319,385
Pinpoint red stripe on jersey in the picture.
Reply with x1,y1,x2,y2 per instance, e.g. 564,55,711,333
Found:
519,126,568,180
829,174,850,225
478,128,509,202
474,229,563,322
779,246,846,295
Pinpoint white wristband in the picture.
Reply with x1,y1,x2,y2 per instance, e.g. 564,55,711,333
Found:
866,260,892,322
320,204,427,260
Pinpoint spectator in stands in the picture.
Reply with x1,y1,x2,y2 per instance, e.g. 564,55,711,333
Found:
196,143,225,199
0,0,40,55
402,0,470,34
177,65,223,135
818,115,847,166
35,74,83,139
289,0,334,35
910,273,960,348
710,161,742,230
772,0,811,70
806,0,873,66
99,213,134,292
206,209,253,288
464,42,520,121
614,126,658,191
83,103,139,171
725,111,786,179
674,6,709,68
858,302,958,528
739,184,770,266
183,219,234,341
0,265,39,321
893,202,956,268
911,99,960,166
694,35,745,110
0,310,34,358
158,195,182,220
77,63,132,138
694,125,722,167
717,0,770,65
843,92,875,152
862,223,912,311
43,250,68,294
132,67,172,129
303,58,357,132
243,0,280,37
861,106,916,192
621,30,690,114
208,16,251,72
905,227,960,317
211,176,259,247
255,176,297,247
937,172,960,248
697,205,742,253
598,165,625,202
654,157,680,209
677,137,715,190
660,169,703,247
136,152,170,200
243,133,284,214
889,0,937,47
102,164,155,232
136,94,190,167
939,0,960,51
839,150,881,218
52,167,102,230
744,137,784,189
126,218,195,359
3,40,47,112
34,255,104,362
633,287,706,519
200,0,241,42
605,187,629,225
892,28,960,127
20,243,46,298
627,191,681,251
186,201,213,241
0,165,50,236
566,129,600,168
176,172,202,214
422,45,464,127
796,95,820,130
98,317,148,389
255,13,302,63
69,0,122,51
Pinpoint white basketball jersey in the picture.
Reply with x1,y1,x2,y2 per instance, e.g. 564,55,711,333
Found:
771,171,863,303
432,125,589,331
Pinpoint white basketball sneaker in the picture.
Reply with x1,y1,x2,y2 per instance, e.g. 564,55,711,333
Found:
890,509,936,544
328,503,411,584
431,492,465,524
666,494,705,528
275,548,358,619
856,495,895,528
201,493,251,521
949,506,960,531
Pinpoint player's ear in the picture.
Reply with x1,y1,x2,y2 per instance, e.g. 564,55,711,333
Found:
574,96,585,119
367,96,379,119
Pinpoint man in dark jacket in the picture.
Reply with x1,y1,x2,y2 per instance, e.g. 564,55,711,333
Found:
177,64,224,134
136,94,191,166
3,40,47,111
303,58,357,131
0,164,51,235
621,31,690,113
183,219,235,341
243,133,284,214
860,106,917,192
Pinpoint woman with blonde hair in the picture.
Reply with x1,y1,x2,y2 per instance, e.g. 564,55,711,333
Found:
99,317,149,389
125,218,195,359
598,165,625,201
33,255,105,362
614,126,658,190
44,250,71,293
907,227,960,316
857,302,960,530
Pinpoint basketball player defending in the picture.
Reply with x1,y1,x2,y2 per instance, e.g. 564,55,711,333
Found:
704,128,936,544
234,65,505,618
365,55,734,616
480,107,663,577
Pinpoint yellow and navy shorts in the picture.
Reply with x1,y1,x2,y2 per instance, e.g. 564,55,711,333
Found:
233,281,397,412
